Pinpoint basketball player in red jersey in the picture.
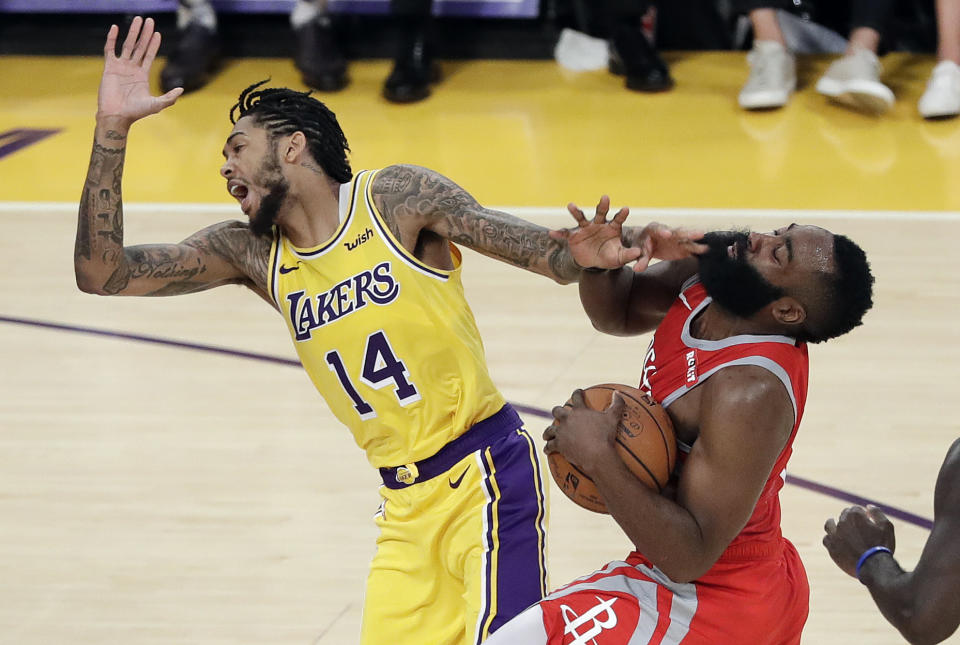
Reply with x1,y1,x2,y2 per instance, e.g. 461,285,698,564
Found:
823,438,960,645
487,203,875,644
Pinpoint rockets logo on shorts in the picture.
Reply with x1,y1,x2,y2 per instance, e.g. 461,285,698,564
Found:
544,592,641,644
561,597,617,644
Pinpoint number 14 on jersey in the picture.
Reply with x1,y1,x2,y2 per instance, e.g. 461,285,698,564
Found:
325,330,421,419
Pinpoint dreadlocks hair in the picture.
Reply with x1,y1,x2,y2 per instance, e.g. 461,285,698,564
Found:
230,79,352,183
797,233,875,344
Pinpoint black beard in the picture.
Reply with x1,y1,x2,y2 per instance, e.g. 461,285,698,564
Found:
248,148,288,238
249,177,289,238
697,230,784,318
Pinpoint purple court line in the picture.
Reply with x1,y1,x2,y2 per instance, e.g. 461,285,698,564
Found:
0,313,934,531
0,314,300,368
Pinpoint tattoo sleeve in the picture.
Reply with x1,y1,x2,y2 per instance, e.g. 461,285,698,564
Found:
75,123,129,292
74,120,271,301
372,164,581,284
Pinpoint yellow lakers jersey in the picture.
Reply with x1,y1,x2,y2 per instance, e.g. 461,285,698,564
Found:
267,169,505,468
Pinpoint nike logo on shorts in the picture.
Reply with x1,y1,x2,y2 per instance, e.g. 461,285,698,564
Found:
449,467,469,489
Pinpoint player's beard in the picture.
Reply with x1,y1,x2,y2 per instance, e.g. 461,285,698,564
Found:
248,148,290,238
697,230,784,318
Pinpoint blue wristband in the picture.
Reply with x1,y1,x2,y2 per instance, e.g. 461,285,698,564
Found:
855,546,892,582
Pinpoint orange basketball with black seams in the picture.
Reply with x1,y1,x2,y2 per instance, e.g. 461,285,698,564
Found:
547,383,677,514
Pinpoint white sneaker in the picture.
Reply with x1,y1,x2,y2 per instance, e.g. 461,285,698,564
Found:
815,46,894,113
919,60,960,119
739,40,796,110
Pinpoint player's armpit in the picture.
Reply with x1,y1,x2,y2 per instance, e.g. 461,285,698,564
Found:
370,163,581,284
77,220,272,299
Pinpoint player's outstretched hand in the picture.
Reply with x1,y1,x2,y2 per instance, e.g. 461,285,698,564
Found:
98,17,182,127
625,222,708,272
822,504,896,579
549,196,707,273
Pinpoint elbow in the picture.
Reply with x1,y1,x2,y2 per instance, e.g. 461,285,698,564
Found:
647,556,714,585
589,316,632,337
75,268,107,295
899,614,958,645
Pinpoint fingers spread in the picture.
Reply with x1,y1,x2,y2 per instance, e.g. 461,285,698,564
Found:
132,17,155,65
142,31,163,69
567,203,588,227
121,16,144,59
611,206,630,225
593,195,610,224
104,24,119,58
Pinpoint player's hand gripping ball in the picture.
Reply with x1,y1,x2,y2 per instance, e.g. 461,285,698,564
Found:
547,384,677,513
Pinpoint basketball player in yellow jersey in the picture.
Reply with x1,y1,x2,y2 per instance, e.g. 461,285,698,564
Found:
74,18,707,645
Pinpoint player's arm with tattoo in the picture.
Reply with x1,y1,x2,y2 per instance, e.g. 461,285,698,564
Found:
74,17,272,303
371,164,586,283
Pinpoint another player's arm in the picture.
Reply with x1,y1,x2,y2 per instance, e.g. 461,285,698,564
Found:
577,258,698,336
557,367,793,583
824,439,960,645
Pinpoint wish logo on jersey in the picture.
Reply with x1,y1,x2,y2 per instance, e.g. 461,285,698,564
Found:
543,592,640,644
286,261,400,341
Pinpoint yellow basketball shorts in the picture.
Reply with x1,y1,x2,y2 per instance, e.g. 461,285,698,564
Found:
361,405,549,645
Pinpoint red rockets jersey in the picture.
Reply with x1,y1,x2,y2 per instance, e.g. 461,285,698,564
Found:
640,276,809,561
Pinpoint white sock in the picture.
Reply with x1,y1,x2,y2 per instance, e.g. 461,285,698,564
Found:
178,0,217,30
291,0,329,29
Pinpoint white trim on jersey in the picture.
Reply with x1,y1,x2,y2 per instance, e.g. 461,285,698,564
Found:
681,296,796,350
661,355,798,424
362,176,451,282
287,170,363,260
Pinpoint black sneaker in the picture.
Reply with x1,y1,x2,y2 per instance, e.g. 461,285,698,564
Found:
294,18,348,92
383,34,440,104
608,28,673,93
160,22,220,94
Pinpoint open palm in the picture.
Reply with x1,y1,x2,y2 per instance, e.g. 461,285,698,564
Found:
98,17,182,124
550,196,708,273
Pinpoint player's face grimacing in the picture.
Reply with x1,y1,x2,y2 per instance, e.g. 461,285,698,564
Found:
220,116,290,237
697,224,835,319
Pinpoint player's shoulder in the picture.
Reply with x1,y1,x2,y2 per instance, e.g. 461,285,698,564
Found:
699,364,794,428
182,220,272,270
371,163,443,197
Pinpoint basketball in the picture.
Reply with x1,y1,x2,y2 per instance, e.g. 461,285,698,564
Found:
547,384,677,514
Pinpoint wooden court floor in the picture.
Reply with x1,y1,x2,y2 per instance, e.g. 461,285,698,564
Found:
1,50,959,644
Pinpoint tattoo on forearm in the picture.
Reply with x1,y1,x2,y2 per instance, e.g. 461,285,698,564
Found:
373,165,580,281
76,188,93,261
76,136,128,288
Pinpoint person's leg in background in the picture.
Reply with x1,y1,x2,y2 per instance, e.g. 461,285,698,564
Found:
919,0,960,118
602,0,673,92
383,0,439,103
291,0,348,91
161,0,346,94
737,1,797,109
161,0,220,93
814,0,896,113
